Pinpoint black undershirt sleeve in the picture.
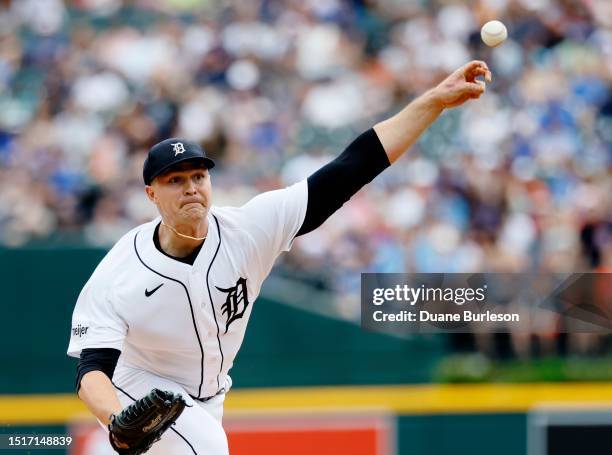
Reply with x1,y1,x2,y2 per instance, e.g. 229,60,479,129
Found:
75,348,121,393
296,128,390,237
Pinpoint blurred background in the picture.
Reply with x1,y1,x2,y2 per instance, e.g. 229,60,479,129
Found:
0,0,610,454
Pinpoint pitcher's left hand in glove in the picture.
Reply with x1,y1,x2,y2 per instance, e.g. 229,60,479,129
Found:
108,388,188,454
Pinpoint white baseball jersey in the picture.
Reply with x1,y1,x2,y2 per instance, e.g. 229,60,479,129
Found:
67,180,307,399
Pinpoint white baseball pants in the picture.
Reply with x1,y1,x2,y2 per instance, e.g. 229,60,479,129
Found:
110,363,230,455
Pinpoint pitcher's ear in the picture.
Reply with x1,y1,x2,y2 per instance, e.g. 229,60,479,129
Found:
145,185,156,202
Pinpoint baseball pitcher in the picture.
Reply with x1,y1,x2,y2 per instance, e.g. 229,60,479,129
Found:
68,61,492,454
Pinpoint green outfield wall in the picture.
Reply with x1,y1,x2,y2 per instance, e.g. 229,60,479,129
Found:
0,247,444,394
0,247,523,454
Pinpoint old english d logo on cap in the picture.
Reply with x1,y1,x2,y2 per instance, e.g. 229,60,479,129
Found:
171,142,186,156
143,138,215,185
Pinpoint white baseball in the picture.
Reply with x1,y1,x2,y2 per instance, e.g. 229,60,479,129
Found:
480,20,507,47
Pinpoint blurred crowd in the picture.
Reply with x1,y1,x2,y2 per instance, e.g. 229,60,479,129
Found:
0,0,610,326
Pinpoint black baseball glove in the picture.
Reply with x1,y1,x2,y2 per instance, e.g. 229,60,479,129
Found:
108,388,188,455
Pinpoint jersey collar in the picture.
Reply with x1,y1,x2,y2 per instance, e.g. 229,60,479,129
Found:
134,214,219,276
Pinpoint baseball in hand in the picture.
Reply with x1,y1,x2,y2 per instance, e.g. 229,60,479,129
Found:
480,20,507,47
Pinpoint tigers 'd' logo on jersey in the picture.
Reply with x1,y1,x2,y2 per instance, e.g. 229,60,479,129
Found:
216,277,249,333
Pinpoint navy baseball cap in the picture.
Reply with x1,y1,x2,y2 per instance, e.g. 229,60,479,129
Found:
143,138,215,185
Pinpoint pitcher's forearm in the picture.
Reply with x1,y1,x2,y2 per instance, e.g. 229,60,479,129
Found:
374,61,491,164
373,89,444,164
78,371,124,425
